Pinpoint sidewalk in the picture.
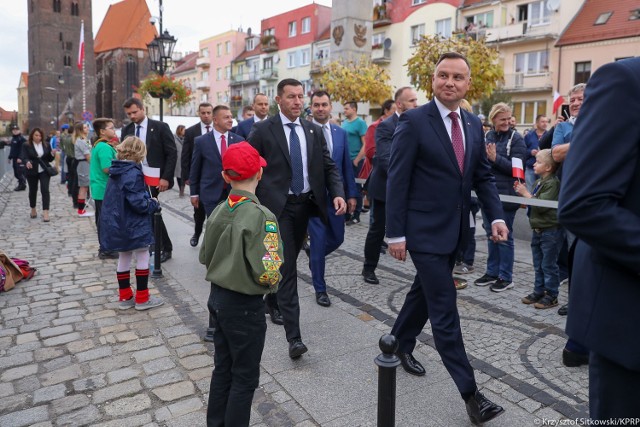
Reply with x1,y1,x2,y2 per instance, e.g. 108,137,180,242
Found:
0,172,588,426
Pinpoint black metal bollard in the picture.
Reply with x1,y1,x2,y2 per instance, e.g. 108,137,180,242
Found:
151,207,163,278
375,334,400,427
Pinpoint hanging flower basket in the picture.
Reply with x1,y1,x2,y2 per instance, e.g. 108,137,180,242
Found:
135,74,192,108
149,89,174,99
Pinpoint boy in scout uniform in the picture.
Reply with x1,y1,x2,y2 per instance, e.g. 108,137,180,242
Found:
199,141,282,427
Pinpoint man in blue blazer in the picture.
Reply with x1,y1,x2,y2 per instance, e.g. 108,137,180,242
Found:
190,105,242,216
306,91,357,307
362,86,418,285
558,57,640,419
386,52,508,425
235,93,270,139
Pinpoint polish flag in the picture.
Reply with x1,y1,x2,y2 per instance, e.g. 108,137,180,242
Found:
552,91,564,115
512,158,525,180
77,21,85,70
142,165,160,187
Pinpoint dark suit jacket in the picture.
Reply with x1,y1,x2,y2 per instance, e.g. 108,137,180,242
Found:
181,123,203,181
189,131,243,208
121,118,177,186
558,57,640,371
247,114,345,223
386,100,503,255
20,142,55,176
367,113,399,201
326,123,358,200
235,117,257,140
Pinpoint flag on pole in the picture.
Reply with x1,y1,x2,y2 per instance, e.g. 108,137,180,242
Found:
142,165,161,187
512,158,525,180
77,21,85,70
552,90,565,115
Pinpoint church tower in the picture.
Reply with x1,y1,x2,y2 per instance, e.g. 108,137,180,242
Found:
27,0,96,131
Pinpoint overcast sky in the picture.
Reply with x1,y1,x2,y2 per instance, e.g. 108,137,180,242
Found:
0,0,332,111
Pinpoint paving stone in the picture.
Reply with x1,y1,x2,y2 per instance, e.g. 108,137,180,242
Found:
56,405,102,426
0,382,14,398
93,379,143,404
188,367,211,382
143,369,185,389
0,352,34,369
107,367,142,384
7,341,41,355
52,315,84,326
43,355,72,372
52,394,91,416
118,336,164,353
40,365,82,386
42,332,81,346
39,324,73,339
164,409,208,427
152,380,196,402
0,393,29,413
100,324,129,335
115,331,138,342
66,339,96,353
0,405,49,427
88,354,132,374
161,325,193,338
15,332,38,345
32,383,67,404
97,413,152,427
72,374,107,392
167,333,201,348
178,354,212,370
132,346,171,363
75,346,113,362
175,343,207,358
103,393,152,416
1,363,38,381
14,375,42,393
159,397,204,420
57,301,81,310
143,356,176,375
57,309,87,318
33,346,64,362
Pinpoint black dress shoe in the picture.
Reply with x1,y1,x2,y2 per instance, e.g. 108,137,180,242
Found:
562,348,589,367
558,304,568,316
303,241,310,257
265,304,284,325
190,234,200,247
203,328,214,342
465,390,505,426
362,269,379,284
160,251,172,263
288,338,308,359
315,292,331,307
396,352,425,376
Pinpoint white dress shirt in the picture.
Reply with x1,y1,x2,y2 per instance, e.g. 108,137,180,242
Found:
312,119,333,155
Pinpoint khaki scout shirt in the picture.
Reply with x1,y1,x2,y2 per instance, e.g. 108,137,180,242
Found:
199,189,282,295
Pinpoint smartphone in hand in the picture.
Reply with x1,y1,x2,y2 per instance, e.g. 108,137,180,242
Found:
561,104,571,120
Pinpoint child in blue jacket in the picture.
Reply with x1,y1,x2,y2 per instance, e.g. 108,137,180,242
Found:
99,136,163,311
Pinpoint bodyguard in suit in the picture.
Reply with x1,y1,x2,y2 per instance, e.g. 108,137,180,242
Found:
122,97,177,263
248,79,346,359
190,105,242,216
306,90,357,307
386,52,507,425
558,57,640,419
235,93,270,139
362,86,418,285
181,102,213,247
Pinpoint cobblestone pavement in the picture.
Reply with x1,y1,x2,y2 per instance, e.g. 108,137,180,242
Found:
0,172,589,426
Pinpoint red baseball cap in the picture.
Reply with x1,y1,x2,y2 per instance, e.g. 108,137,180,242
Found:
222,141,267,181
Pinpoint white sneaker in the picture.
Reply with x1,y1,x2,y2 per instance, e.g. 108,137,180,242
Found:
118,297,136,310
78,210,95,217
135,295,164,311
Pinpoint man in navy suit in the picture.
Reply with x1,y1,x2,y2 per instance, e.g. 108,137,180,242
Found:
306,90,357,307
235,93,270,139
121,97,177,263
386,52,507,424
190,105,242,216
362,86,418,285
248,79,346,359
558,57,640,419
181,103,213,247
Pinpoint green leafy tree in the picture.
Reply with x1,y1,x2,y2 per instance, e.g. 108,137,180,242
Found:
406,35,503,102
478,90,513,117
318,57,393,105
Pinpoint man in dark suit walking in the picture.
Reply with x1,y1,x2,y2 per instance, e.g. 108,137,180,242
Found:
121,97,177,263
306,90,357,307
361,86,418,285
558,57,640,419
181,102,213,247
248,79,346,359
386,52,507,424
235,93,270,139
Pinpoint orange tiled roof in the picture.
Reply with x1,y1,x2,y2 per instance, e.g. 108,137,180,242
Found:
233,40,262,62
20,72,28,87
556,0,640,46
317,25,330,41
172,52,198,74
94,0,157,53
0,107,17,121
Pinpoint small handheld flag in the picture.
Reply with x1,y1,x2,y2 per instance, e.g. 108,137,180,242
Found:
552,91,565,116
512,158,525,180
142,165,160,187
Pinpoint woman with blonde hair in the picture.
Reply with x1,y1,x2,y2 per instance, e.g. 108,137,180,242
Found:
72,121,93,217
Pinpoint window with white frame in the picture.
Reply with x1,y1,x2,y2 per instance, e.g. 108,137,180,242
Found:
201,93,208,102
519,1,551,26
246,38,255,51
513,100,547,126
201,47,209,58
466,11,494,28
289,21,297,37
202,71,209,80
301,49,310,65
515,50,549,75
372,32,385,48
216,68,222,81
287,52,296,68
412,0,426,5
263,57,273,70
225,66,231,80
410,24,425,44
238,64,244,75
302,17,311,34
435,18,452,38
216,43,222,57
225,41,231,54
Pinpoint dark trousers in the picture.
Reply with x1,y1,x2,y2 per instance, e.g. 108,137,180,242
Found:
194,203,206,237
95,199,104,251
307,201,345,293
67,157,78,205
265,197,312,341
391,250,476,396
363,198,386,272
589,352,640,419
348,160,364,220
150,187,173,252
12,160,25,185
207,284,266,427
26,172,51,210
456,200,479,266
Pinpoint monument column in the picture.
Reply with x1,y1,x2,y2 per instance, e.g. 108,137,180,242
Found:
330,0,372,61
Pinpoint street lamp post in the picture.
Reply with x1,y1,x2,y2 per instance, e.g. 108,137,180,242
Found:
44,75,65,129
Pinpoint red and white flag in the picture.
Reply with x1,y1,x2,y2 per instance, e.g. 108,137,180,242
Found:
77,21,85,70
552,90,564,115
142,165,160,187
512,158,525,180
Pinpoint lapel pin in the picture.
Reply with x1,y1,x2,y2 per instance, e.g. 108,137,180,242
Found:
310,129,313,134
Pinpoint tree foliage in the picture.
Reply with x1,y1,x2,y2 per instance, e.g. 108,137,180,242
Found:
406,35,503,102
318,57,393,105
478,90,513,117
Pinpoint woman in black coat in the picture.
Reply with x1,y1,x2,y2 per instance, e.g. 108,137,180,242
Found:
21,128,55,222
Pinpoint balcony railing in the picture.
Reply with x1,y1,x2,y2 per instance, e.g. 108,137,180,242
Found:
260,68,278,80
501,72,553,92
196,80,210,91
483,20,561,43
196,57,210,68
373,4,391,28
231,72,260,84
310,58,330,74
261,37,278,53
371,47,391,64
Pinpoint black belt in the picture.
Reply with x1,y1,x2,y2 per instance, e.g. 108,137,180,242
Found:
287,192,311,203
533,227,557,234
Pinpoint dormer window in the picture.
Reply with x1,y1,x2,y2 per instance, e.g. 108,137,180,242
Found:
595,12,612,25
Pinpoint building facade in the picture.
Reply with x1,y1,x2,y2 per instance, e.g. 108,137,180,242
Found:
17,73,29,132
